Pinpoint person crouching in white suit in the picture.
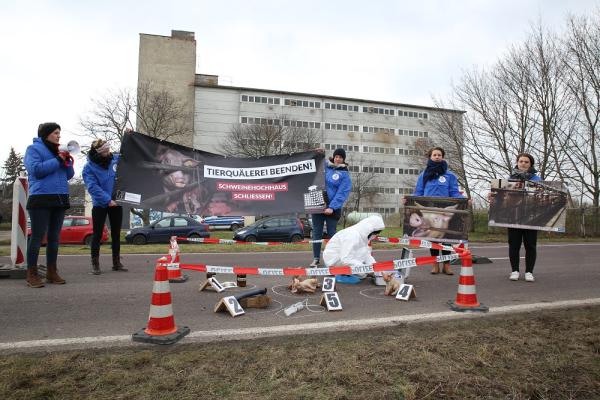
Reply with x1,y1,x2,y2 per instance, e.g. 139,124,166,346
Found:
323,215,385,278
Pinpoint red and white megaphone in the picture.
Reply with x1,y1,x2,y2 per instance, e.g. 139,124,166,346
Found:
58,140,80,167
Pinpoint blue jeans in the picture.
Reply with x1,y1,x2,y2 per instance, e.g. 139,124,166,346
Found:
311,213,340,259
27,207,66,268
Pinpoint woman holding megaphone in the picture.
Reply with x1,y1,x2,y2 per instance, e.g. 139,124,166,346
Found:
24,122,75,288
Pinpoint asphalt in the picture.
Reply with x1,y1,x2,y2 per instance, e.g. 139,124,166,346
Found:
0,242,599,351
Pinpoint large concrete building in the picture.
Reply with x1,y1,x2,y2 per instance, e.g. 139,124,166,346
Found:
138,30,464,215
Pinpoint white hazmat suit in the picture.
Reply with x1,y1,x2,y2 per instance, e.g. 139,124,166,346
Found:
323,215,385,274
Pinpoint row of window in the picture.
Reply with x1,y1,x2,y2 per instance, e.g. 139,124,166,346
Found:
240,95,429,119
351,187,415,195
363,146,396,155
362,207,397,214
241,116,428,137
324,122,360,132
323,143,425,157
242,95,281,105
363,126,395,135
398,129,429,137
325,102,359,112
324,143,360,153
363,106,396,115
240,139,312,150
399,110,428,119
357,167,421,175
284,98,321,109
240,116,321,129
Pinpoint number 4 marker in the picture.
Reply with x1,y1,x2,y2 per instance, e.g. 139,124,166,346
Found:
395,284,416,301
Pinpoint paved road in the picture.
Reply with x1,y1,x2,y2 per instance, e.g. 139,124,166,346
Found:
0,243,598,348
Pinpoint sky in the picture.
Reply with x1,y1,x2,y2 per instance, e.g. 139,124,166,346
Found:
1,0,598,169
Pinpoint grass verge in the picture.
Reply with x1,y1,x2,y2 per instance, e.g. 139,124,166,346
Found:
0,305,598,399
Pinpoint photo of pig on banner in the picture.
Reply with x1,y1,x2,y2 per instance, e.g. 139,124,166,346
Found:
488,179,569,232
113,132,326,216
403,196,471,243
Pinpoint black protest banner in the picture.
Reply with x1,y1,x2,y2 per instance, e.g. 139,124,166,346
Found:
403,196,470,243
113,132,325,216
488,179,568,232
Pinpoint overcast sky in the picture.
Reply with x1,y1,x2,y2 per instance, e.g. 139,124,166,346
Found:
1,0,598,168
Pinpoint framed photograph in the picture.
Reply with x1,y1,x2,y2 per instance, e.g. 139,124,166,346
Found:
403,196,470,243
488,179,568,232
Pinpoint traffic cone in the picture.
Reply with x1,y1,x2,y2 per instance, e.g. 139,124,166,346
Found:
448,251,488,312
166,236,188,283
132,260,190,345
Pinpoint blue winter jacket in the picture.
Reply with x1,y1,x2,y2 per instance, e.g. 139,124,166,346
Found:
325,161,352,210
413,170,464,198
24,138,75,195
82,154,120,207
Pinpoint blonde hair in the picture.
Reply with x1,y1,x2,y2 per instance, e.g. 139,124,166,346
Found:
91,139,107,150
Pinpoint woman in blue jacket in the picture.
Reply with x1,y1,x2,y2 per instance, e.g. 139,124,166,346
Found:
310,148,352,267
411,147,466,275
506,153,541,282
24,122,75,288
82,139,127,275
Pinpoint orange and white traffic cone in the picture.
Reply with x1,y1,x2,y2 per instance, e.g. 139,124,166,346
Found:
448,251,488,312
132,259,190,344
166,236,188,283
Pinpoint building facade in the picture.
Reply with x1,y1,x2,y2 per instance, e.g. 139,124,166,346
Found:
138,30,464,215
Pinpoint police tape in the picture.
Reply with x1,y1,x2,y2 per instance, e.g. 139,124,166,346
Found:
178,236,462,252
179,237,328,246
173,252,467,277
373,237,459,252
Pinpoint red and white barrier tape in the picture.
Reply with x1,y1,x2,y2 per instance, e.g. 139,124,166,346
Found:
178,236,463,252
172,252,466,277
179,236,328,246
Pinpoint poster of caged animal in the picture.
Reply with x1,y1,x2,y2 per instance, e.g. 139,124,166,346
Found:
488,179,568,232
403,196,470,243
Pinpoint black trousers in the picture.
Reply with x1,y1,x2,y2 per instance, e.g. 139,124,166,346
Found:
91,206,122,258
430,246,451,263
507,228,537,273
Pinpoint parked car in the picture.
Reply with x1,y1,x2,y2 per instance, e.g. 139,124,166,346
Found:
27,216,108,246
299,216,330,239
200,215,245,231
125,216,210,245
233,216,304,242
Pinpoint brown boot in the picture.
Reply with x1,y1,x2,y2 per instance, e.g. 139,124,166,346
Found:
431,262,440,274
91,256,101,275
442,262,454,275
112,256,128,271
26,266,45,288
46,263,66,284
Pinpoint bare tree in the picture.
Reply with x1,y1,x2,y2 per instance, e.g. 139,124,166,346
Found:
78,82,193,225
346,158,381,214
220,115,321,157
451,20,574,203
79,87,135,146
560,12,600,209
135,81,193,143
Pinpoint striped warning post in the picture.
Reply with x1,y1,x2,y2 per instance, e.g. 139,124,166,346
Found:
166,237,188,283
132,260,190,345
448,251,488,312
11,176,28,266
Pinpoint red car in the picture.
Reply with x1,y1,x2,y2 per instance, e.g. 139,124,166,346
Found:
27,216,109,246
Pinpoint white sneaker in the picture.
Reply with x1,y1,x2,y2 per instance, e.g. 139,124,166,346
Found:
509,271,520,281
525,272,535,282
309,259,320,268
